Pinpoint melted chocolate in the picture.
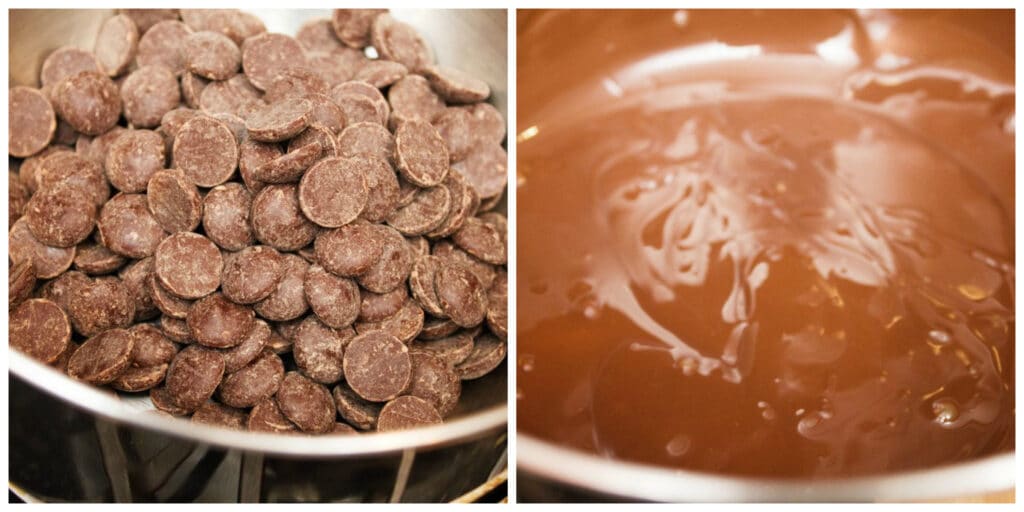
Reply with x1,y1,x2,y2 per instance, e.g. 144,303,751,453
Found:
517,10,1014,478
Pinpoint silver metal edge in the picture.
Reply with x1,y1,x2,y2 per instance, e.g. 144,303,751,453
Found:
518,435,1015,502
9,350,507,457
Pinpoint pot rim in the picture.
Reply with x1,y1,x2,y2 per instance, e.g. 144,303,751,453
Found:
9,350,507,457
518,434,1014,502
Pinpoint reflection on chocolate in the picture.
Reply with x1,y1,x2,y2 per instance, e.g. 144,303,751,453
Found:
517,10,1014,478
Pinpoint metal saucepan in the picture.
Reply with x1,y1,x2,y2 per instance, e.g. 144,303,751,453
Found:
8,9,508,503
516,9,1013,502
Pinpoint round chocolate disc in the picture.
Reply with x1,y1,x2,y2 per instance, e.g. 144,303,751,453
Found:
276,371,336,433
67,328,134,384
342,331,412,402
186,293,255,348
155,232,224,299
377,395,442,432
10,298,71,364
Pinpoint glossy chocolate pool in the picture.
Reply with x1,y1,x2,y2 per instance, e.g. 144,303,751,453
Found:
517,10,1014,478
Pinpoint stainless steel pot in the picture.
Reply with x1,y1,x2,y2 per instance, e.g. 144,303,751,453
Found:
8,9,508,503
518,435,1013,502
515,9,1014,503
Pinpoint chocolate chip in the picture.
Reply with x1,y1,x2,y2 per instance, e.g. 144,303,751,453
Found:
353,60,408,89
165,345,225,411
187,292,255,348
297,157,368,227
433,240,497,290
331,9,387,49
36,151,110,208
9,217,75,279
377,395,442,432
240,33,307,91
147,168,203,233
119,9,179,33
38,270,90,313
159,315,194,344
293,315,353,384
10,298,71,364
370,14,433,72
54,71,122,136
338,121,395,164
296,18,345,53
155,232,224,299
25,181,97,248
356,224,414,293
137,20,193,75
307,49,364,87
455,332,506,380
148,273,193,318
219,350,285,408
343,331,411,402
435,261,487,328
332,383,381,430
333,93,384,126
332,422,359,434
98,193,169,258
40,47,101,88
221,319,271,373
179,9,266,46
127,323,178,366
276,371,335,433
418,317,461,341
247,397,299,433
314,221,384,277
394,119,449,187
94,14,139,77
407,352,461,417
408,255,446,317
427,172,478,238
422,65,491,104
410,330,475,366
452,216,507,265
221,245,284,304
199,75,261,117
355,298,425,344
180,71,208,109
288,124,338,160
74,242,127,275
119,257,160,321
67,328,134,384
359,285,407,322
451,142,507,200
202,182,255,251
246,97,312,142
106,129,166,193
67,276,136,337
9,260,36,310
191,400,247,429
110,363,168,392
150,385,191,416
263,69,328,104
121,65,181,128
172,115,238,187
253,139,322,184
254,253,310,322
388,75,446,127
385,185,451,236
486,270,508,340
304,264,361,329
184,31,241,81
9,86,56,157
251,184,318,251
